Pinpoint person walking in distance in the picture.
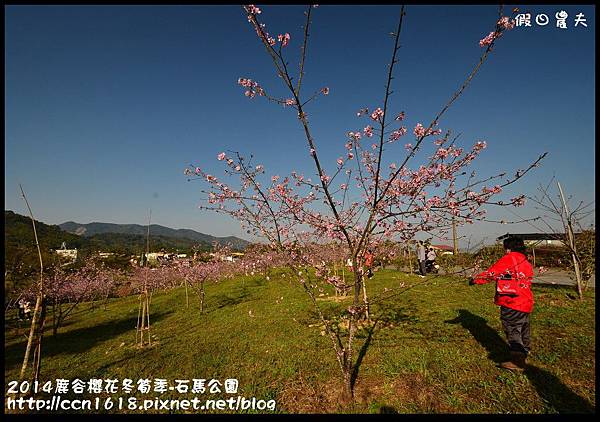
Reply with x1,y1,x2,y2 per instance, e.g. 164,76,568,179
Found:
426,247,438,273
416,240,426,277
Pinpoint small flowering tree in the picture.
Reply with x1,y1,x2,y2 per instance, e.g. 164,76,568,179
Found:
175,250,238,314
18,259,122,336
186,5,545,401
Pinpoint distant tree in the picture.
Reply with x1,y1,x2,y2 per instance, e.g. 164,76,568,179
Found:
528,177,595,299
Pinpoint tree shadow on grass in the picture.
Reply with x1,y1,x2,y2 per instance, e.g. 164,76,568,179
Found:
379,406,398,414
4,311,172,371
524,365,595,413
208,290,254,312
444,309,507,363
351,307,417,390
446,309,594,414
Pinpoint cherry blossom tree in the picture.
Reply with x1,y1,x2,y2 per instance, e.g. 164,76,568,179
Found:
174,256,237,314
186,5,545,401
19,259,122,336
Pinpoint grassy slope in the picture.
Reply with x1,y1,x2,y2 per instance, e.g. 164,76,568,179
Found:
4,269,595,413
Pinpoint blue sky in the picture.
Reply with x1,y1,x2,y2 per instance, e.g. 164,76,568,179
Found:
5,5,595,248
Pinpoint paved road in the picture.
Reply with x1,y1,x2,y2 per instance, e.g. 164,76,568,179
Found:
390,266,595,288
532,270,595,288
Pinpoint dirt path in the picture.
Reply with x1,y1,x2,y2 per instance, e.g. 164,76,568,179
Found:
389,265,595,288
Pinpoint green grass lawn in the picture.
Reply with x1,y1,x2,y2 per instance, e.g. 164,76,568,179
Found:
4,269,595,413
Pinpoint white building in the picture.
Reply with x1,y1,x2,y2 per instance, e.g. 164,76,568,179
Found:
55,248,77,263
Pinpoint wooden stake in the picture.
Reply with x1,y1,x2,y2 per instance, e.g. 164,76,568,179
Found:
136,209,152,346
18,185,46,385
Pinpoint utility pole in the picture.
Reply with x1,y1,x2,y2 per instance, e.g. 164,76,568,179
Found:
557,181,583,300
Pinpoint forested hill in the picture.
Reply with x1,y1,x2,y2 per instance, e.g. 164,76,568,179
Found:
5,210,249,293
59,221,249,250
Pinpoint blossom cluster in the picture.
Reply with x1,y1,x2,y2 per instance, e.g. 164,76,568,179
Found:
238,78,265,99
479,15,516,47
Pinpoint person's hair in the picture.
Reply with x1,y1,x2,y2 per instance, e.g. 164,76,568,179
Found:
503,236,526,254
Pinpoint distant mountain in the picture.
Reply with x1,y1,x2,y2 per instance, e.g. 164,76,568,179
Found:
58,221,250,250
5,210,89,293
5,210,87,251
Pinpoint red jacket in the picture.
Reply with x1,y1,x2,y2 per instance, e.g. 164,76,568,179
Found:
364,253,374,268
473,251,534,313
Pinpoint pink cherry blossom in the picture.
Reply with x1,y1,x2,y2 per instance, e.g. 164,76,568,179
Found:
348,131,361,141
389,127,407,142
413,123,426,138
278,33,291,47
246,4,261,15
479,31,500,47
474,140,487,151
363,125,373,137
217,152,226,161
497,16,515,30
370,107,384,122
321,87,330,95
435,148,449,159
511,195,526,207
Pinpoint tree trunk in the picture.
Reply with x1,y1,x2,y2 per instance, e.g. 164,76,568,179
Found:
338,269,361,402
199,280,205,314
52,299,58,336
52,307,58,337
32,300,47,385
362,275,370,322
341,370,353,404
185,280,189,309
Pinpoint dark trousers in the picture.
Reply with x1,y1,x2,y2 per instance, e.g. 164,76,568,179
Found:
418,259,426,276
500,306,531,355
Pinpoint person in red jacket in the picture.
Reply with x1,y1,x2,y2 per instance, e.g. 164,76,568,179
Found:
470,236,534,371
364,249,375,279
